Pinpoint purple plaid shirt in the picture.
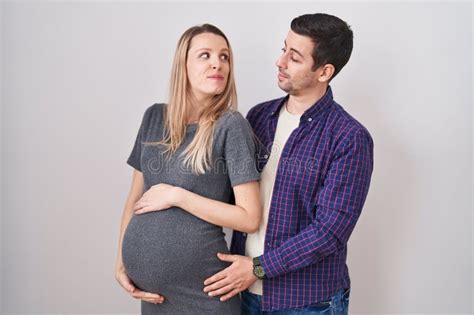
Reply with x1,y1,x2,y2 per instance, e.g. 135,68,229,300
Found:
230,86,374,311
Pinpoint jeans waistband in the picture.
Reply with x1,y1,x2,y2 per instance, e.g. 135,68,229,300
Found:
309,288,350,307
244,287,350,307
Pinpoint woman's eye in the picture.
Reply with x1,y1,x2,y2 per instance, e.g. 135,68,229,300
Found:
199,52,210,59
281,48,286,53
291,57,299,62
220,54,229,61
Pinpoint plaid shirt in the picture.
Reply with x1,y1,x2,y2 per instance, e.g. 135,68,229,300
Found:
230,86,374,311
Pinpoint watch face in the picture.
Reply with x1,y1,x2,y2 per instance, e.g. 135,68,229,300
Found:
254,265,265,278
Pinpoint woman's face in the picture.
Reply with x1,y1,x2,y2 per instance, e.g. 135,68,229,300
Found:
186,32,230,103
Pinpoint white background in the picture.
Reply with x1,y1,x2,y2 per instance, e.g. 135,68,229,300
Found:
1,1,472,314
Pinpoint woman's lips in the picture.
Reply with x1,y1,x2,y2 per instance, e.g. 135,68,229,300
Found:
208,75,224,80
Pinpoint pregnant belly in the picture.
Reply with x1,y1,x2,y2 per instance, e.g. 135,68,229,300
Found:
121,208,230,295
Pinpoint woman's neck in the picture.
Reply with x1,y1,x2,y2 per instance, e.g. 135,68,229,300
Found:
187,97,209,124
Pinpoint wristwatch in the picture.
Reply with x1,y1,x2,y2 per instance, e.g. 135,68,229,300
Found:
252,256,266,279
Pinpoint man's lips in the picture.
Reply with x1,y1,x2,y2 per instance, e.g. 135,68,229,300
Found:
278,71,289,80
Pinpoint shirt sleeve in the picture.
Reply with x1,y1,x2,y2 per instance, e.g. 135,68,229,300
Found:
224,112,260,187
126,105,154,171
260,128,374,278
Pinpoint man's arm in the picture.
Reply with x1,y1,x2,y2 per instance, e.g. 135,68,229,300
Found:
260,128,374,277
204,128,373,299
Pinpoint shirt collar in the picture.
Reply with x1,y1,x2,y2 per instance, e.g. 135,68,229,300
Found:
268,86,334,121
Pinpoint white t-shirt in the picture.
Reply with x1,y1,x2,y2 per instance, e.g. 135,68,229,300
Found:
245,101,302,295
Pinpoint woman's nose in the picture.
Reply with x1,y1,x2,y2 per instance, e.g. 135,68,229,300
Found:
211,56,223,70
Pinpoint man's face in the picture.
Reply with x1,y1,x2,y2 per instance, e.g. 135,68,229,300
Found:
276,30,320,96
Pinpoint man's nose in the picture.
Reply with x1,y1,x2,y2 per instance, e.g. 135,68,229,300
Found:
276,54,287,69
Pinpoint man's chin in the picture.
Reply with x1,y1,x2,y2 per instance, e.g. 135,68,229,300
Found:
277,82,291,93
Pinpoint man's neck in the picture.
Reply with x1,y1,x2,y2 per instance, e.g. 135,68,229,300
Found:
286,85,328,116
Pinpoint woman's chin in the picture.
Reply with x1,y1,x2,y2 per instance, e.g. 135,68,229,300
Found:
193,87,226,101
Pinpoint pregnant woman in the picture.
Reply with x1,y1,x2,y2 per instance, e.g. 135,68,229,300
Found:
114,24,261,315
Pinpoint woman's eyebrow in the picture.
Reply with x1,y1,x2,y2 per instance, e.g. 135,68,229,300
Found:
195,48,211,52
194,48,229,53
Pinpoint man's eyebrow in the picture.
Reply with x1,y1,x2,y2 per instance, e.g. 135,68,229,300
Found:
284,40,305,59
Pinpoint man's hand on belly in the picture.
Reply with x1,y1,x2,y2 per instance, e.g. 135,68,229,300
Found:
203,253,257,301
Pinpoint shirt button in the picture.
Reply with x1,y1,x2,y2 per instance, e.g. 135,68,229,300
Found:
308,117,313,122
264,154,269,159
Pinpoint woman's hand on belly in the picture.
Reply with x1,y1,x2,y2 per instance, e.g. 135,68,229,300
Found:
115,266,165,304
134,183,180,215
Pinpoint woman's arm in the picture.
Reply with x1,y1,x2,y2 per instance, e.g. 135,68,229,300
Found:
115,170,143,277
177,181,261,233
115,170,164,304
134,181,262,233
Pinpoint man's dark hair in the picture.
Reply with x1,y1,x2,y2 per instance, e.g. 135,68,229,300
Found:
291,13,353,79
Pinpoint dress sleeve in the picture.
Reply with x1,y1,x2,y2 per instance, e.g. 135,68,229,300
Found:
224,112,260,187
126,105,154,171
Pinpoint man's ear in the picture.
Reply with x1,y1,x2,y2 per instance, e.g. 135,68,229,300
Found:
317,64,335,83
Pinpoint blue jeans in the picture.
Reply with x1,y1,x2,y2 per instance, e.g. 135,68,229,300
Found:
241,288,350,315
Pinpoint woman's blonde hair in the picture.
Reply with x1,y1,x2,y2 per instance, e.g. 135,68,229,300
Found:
160,24,237,175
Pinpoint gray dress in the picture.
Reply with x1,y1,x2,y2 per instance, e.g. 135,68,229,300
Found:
122,103,260,315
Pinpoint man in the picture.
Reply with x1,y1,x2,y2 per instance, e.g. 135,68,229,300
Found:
203,13,374,314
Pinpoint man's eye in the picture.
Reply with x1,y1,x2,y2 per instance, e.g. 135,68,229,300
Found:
291,57,299,62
